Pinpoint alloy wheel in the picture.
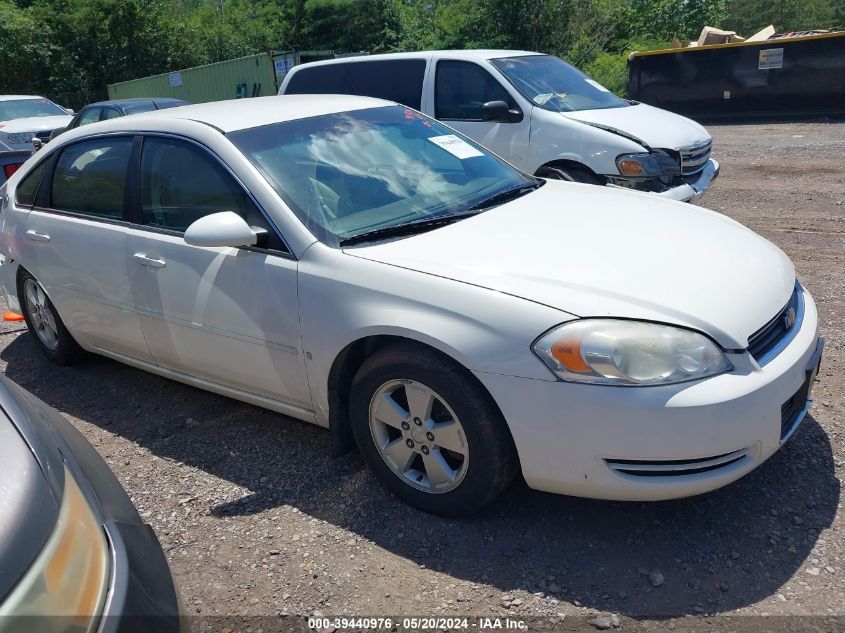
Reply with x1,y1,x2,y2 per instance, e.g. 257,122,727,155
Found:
368,379,469,494
23,279,59,351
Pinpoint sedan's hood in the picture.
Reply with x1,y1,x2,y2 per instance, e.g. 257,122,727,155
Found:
0,115,73,133
563,103,709,150
347,182,795,349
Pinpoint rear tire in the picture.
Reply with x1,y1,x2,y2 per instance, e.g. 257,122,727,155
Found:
349,343,517,516
17,270,85,365
536,164,602,185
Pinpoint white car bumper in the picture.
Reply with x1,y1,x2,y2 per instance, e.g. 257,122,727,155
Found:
474,289,822,501
0,255,20,312
655,158,720,203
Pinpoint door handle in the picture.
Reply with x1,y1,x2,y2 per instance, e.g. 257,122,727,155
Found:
133,253,166,268
25,230,51,242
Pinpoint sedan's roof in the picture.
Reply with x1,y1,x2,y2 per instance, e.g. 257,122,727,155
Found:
0,95,49,102
86,97,189,108
125,94,392,133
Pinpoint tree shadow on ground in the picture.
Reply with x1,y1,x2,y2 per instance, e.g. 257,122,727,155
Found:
2,333,838,618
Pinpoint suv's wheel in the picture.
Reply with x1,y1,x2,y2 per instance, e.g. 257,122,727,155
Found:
17,270,85,365
349,343,517,516
536,164,602,184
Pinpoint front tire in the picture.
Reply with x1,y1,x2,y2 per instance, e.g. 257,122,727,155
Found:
17,270,85,365
536,164,602,184
349,343,517,516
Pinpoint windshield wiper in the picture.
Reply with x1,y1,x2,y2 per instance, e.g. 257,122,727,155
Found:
339,211,482,247
465,181,543,212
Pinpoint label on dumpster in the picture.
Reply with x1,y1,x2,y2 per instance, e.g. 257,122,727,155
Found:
758,48,784,70
428,135,484,159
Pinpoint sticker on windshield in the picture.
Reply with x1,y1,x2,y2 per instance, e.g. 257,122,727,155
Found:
533,93,554,105
428,135,484,159
585,78,610,92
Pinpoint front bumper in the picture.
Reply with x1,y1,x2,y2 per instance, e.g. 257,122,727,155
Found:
607,158,720,203
655,158,720,203
475,289,821,501
31,392,185,632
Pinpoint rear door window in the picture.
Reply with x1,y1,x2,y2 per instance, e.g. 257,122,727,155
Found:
51,138,132,219
286,60,426,110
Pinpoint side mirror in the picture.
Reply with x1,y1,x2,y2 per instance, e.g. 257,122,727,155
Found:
63,107,74,115
481,100,522,123
184,211,257,248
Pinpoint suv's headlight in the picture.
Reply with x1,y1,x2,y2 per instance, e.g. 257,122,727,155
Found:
616,152,662,177
0,467,109,630
533,320,732,386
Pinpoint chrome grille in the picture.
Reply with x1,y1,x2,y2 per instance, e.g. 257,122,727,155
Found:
679,140,712,175
747,286,801,363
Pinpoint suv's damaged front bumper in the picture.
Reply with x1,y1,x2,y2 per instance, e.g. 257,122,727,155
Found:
607,158,720,203
655,158,720,203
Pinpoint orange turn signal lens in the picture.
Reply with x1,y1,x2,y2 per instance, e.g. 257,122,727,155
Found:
550,337,590,373
617,159,644,176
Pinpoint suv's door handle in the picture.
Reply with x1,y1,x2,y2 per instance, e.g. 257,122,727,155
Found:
25,230,51,242
133,253,166,268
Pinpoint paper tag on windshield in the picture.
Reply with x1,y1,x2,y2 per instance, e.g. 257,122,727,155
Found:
585,78,610,92
428,135,484,159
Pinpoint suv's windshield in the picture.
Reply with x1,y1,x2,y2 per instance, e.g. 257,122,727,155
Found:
0,98,66,121
491,55,628,113
229,106,535,246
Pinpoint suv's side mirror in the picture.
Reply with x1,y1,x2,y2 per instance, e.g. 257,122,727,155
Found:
184,211,257,248
481,100,523,123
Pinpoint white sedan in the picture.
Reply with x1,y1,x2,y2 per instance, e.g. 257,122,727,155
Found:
0,96,823,516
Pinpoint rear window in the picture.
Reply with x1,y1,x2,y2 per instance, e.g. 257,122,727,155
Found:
285,59,426,110
123,103,157,115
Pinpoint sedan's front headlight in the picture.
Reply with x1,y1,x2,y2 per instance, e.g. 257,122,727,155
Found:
6,132,35,145
0,467,109,632
533,320,732,386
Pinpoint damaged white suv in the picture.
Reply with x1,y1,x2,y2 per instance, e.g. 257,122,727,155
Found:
280,50,719,202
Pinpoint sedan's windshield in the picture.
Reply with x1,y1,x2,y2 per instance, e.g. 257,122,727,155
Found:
491,55,628,113
0,98,66,121
229,106,534,246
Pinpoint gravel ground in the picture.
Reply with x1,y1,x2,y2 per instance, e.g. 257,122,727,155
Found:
0,121,843,630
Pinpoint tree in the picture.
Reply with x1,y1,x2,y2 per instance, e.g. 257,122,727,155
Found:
0,1,53,97
624,0,728,41
301,0,400,51
725,0,836,34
